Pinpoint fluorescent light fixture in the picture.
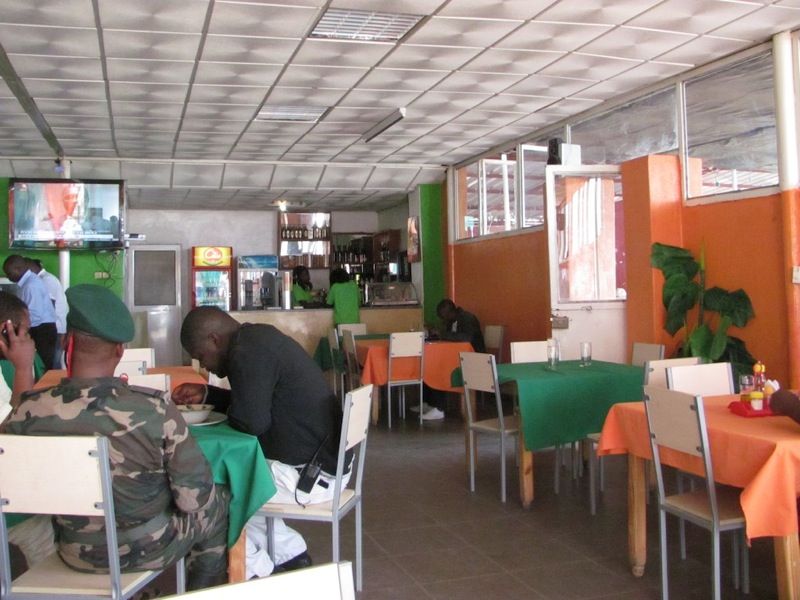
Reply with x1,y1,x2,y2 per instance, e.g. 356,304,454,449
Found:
362,107,406,143
256,106,329,123
311,8,424,43
277,200,287,212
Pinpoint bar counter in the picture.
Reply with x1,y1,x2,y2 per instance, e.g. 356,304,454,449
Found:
229,305,423,357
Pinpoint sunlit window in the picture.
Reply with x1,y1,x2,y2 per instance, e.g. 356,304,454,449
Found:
455,150,517,239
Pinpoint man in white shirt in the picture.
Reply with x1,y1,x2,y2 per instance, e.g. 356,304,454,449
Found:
27,258,67,368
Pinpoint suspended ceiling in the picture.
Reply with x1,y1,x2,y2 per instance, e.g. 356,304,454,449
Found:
0,0,798,211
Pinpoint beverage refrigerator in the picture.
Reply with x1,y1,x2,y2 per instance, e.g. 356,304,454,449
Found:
237,255,280,310
190,246,234,311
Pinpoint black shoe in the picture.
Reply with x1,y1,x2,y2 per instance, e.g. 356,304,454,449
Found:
273,551,313,573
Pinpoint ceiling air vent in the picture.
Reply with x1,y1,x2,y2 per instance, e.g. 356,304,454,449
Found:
311,8,424,43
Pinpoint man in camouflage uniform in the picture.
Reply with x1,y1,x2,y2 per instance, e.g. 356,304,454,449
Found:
5,284,229,590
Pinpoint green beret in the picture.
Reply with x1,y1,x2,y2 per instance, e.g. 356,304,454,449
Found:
66,284,134,343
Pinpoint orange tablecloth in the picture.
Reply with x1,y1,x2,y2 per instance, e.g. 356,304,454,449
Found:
599,394,800,540
36,366,206,392
356,339,472,392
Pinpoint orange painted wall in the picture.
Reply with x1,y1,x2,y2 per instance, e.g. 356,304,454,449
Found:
682,193,788,384
450,231,551,358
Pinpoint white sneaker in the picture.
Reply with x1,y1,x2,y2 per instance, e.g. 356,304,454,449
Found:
421,407,445,421
410,402,433,413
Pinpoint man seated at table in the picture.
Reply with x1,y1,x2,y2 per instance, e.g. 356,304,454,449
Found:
174,306,346,580
417,298,486,420
3,284,229,591
770,389,800,423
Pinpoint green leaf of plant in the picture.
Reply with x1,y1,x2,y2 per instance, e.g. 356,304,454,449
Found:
723,336,757,380
703,287,755,327
662,276,700,334
688,324,713,359
651,243,700,280
708,316,731,361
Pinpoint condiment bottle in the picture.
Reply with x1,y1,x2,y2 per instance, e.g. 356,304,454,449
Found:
753,361,766,392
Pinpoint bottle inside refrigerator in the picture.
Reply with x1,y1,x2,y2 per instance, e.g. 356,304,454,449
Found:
237,255,280,310
191,246,233,311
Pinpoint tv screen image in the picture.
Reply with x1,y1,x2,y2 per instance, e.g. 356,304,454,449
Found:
9,178,124,249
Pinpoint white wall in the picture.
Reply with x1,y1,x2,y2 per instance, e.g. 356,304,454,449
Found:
331,211,378,233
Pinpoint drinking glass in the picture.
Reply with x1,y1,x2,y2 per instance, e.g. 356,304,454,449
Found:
739,374,754,393
547,340,560,369
580,341,592,367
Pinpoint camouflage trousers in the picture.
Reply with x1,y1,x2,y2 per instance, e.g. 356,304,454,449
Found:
57,485,230,591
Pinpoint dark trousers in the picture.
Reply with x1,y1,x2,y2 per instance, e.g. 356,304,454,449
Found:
30,322,57,371
423,384,451,412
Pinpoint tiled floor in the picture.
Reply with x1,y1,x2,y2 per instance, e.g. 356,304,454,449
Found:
293,412,779,600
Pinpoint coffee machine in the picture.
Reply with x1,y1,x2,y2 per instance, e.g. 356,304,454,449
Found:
237,255,280,310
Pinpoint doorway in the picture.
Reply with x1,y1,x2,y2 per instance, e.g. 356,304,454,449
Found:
545,165,627,362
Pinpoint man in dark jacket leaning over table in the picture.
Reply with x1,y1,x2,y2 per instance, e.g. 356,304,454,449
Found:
4,284,229,590
174,306,347,580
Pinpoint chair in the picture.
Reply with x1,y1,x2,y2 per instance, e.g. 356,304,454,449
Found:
121,348,156,369
483,325,505,363
0,435,186,599
509,341,548,363
114,360,147,377
327,328,345,402
666,362,734,396
162,562,355,600
644,357,703,388
460,352,519,503
643,386,749,600
386,332,424,427
341,330,361,393
336,323,366,339
631,342,666,367
126,373,171,393
255,384,373,591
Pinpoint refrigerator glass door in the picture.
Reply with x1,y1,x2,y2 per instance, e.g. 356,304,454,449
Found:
194,270,231,311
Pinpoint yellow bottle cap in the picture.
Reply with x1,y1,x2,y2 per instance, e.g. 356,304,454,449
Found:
749,391,764,400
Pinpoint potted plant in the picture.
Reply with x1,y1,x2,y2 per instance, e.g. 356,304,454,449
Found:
650,242,756,377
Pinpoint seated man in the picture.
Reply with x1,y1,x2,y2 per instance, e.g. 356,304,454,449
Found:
4,284,229,590
174,307,347,579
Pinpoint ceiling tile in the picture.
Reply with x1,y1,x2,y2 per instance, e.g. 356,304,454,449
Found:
222,164,274,187
193,62,282,86
655,35,753,65
121,161,173,185
451,109,526,127
338,88,422,108
461,48,564,75
47,115,111,129
178,132,240,144
573,60,690,99
184,103,257,120
1,0,96,27
317,165,374,189
279,65,369,88
24,79,107,101
498,21,612,52
626,0,762,35
357,68,449,91
535,0,662,24
113,102,185,118
10,159,63,177
293,39,394,68
579,26,695,61
97,0,212,32
36,99,109,116
209,2,320,37
271,164,325,187
188,85,268,104
181,118,250,133
201,35,301,64
68,160,122,179
477,93,556,112
115,130,175,143
365,166,421,189
266,86,348,105
7,55,104,80
114,117,181,131
0,24,99,56
329,0,443,12
103,30,202,61
109,82,189,102
438,0,556,20
504,74,595,97
434,70,526,93
407,91,493,121
405,16,523,47
711,5,800,41
173,163,224,186
539,52,641,79
380,44,482,71
106,58,195,84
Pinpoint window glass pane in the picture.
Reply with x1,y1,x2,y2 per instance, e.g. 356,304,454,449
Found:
685,52,777,197
571,88,678,165
482,150,516,234
520,145,548,228
455,162,480,239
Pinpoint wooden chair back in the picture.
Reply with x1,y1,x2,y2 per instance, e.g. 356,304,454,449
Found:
126,373,171,393
509,341,548,363
483,325,505,362
644,356,703,387
631,342,665,367
114,360,147,377
121,348,156,368
666,362,734,396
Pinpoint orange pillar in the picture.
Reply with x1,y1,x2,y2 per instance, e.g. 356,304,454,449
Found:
782,188,800,389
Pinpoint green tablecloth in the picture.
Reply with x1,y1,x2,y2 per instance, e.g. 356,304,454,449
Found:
454,360,644,451
312,333,389,372
190,423,277,547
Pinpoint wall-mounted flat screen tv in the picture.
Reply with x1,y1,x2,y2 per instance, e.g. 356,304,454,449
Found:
9,178,125,249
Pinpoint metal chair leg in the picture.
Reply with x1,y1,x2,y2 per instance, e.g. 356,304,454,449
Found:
355,502,363,591
589,442,597,516
175,557,186,593
468,430,476,493
711,528,721,600
500,434,507,503
554,445,561,494
659,510,669,600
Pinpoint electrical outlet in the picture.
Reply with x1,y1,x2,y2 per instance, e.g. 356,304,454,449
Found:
793,266,800,285
94,271,109,279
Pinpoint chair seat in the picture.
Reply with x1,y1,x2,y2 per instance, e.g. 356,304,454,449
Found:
12,553,159,597
585,431,601,443
663,487,745,528
388,378,422,385
259,489,358,519
471,415,519,435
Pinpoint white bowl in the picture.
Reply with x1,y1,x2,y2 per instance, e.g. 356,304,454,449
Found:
177,404,214,425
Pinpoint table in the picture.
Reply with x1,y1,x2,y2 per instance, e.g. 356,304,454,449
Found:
356,339,473,424
34,366,274,583
598,395,800,600
453,360,643,507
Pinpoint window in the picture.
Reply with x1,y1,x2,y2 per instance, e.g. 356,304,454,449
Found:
684,52,777,197
455,149,517,239
519,144,548,229
571,88,678,165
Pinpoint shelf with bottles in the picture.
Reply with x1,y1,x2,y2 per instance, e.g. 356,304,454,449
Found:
332,233,372,269
372,229,401,264
279,212,331,270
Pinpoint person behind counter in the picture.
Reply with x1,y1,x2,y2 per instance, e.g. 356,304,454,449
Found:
291,266,315,308
327,267,360,326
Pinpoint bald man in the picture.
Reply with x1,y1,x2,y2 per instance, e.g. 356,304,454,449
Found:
174,307,347,579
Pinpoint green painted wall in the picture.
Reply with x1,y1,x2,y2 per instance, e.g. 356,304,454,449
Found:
419,183,446,325
0,178,125,296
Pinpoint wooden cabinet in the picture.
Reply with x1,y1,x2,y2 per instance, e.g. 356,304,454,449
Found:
372,229,401,282
278,212,331,270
